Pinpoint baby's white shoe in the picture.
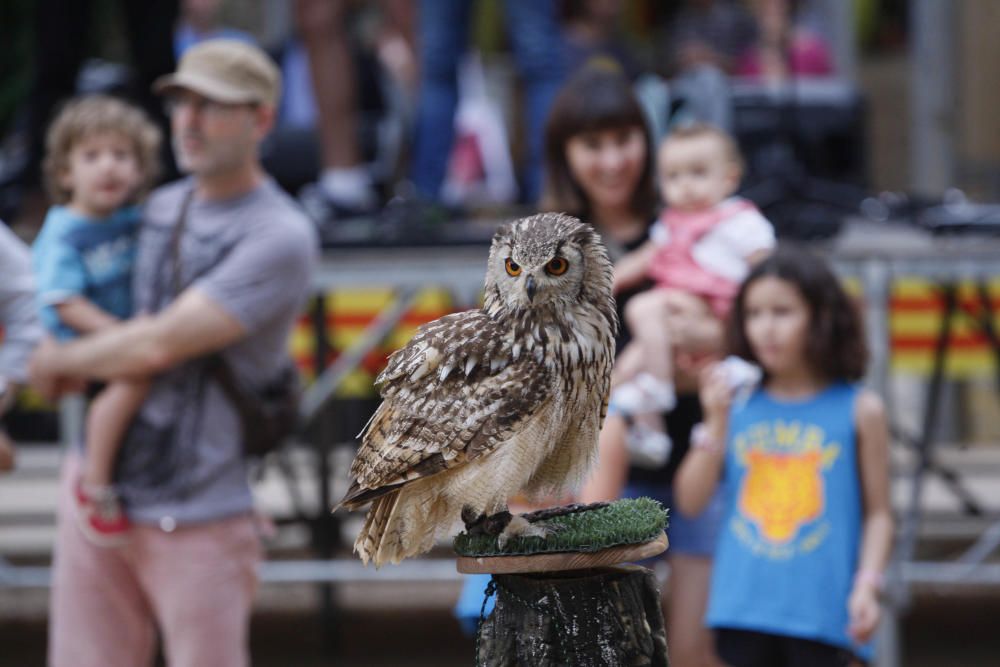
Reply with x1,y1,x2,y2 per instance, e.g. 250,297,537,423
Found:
626,421,673,469
610,374,677,415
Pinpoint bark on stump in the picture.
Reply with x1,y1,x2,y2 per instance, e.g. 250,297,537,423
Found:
476,564,668,667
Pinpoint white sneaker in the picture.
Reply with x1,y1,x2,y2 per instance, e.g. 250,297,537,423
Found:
610,374,677,415
626,421,673,469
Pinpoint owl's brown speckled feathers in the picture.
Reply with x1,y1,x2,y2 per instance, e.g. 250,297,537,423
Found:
338,213,617,566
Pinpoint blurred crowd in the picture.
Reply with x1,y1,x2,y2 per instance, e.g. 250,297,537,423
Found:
0,0,857,235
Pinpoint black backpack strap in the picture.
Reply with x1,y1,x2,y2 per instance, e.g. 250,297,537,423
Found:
168,187,259,425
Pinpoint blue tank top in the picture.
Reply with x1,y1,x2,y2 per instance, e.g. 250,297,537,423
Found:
706,382,872,658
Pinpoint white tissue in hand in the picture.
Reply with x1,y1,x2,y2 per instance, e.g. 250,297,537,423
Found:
719,356,762,405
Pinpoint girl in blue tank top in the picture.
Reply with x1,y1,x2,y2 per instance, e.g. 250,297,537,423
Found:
675,247,893,667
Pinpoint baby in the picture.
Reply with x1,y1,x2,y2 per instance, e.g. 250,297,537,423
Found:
33,95,161,545
611,123,774,466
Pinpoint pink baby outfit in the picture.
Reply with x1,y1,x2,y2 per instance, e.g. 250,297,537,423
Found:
647,198,758,318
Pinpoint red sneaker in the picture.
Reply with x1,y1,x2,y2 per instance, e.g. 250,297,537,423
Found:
74,481,131,547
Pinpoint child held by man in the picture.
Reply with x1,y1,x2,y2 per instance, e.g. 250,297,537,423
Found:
33,95,161,546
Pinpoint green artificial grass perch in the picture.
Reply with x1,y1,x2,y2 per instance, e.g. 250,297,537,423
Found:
454,497,669,558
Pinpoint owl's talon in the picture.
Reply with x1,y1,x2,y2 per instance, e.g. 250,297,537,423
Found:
484,510,513,535
463,507,515,536
497,514,552,550
461,505,486,531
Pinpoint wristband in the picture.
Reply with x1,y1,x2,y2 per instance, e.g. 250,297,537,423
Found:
691,422,723,454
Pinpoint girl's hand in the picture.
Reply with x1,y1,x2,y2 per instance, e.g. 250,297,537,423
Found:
847,584,881,644
699,363,733,422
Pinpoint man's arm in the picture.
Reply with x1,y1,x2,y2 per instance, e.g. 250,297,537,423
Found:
34,288,245,385
56,297,121,334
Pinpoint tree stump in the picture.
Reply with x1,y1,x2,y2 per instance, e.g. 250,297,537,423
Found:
476,564,669,667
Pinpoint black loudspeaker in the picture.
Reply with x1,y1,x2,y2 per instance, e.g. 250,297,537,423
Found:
732,80,868,240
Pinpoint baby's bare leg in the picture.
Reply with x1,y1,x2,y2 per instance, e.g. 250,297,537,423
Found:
624,289,681,384
83,380,151,488
610,341,646,388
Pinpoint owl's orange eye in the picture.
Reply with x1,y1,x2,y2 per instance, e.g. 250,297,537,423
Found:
505,258,521,276
545,257,569,276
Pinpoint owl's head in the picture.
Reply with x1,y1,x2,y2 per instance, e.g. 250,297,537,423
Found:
484,213,615,324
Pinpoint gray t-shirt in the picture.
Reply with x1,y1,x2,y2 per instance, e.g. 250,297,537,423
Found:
114,177,318,525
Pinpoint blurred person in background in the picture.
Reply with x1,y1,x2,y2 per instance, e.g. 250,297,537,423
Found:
561,0,644,81
292,0,381,218
733,0,833,83
635,0,758,144
32,39,317,667
734,0,833,82
0,223,42,472
676,248,893,667
174,0,256,58
545,64,724,667
275,1,416,221
411,0,566,206
664,0,758,77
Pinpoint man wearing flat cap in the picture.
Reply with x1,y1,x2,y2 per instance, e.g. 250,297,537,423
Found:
35,40,318,667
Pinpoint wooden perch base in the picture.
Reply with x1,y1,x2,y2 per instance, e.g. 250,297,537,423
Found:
476,564,669,666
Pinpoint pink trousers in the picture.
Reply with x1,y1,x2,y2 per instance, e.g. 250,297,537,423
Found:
48,456,260,667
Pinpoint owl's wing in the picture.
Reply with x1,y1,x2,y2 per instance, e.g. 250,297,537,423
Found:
340,310,552,508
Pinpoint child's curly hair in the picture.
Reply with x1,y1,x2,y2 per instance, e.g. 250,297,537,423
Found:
43,94,161,205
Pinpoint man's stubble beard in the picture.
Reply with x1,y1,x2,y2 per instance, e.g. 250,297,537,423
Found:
173,134,252,178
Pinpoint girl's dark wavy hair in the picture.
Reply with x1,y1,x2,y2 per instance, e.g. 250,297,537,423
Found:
541,62,657,222
728,245,869,382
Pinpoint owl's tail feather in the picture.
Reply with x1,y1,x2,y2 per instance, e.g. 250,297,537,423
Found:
355,485,450,567
355,491,399,567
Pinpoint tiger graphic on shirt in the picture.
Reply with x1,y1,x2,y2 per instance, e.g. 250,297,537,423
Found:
732,420,840,549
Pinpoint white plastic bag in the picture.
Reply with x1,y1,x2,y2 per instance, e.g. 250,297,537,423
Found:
441,54,518,206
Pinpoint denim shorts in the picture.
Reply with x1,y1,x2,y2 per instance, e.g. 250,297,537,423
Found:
623,480,725,558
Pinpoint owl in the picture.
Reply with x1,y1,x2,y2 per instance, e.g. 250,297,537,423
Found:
337,213,617,566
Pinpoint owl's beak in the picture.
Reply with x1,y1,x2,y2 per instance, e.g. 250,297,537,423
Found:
525,274,537,302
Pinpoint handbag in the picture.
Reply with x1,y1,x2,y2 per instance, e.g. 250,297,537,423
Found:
206,355,300,458
171,189,300,457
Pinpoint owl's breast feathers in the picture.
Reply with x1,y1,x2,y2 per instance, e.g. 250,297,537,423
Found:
339,301,614,510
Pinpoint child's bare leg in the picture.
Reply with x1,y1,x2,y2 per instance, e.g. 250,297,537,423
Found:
619,288,714,452
610,341,647,389
83,379,150,488
624,289,682,385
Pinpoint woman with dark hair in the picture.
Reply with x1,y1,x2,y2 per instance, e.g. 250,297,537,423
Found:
546,63,725,667
541,62,659,352
542,63,656,262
